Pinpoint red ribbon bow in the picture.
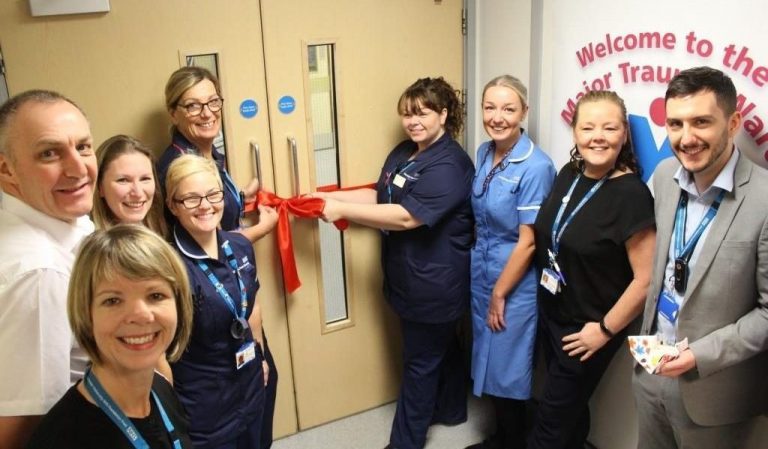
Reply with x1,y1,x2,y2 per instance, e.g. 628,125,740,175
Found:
244,190,348,293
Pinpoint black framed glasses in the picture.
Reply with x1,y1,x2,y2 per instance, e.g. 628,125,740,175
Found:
174,190,225,209
176,98,224,116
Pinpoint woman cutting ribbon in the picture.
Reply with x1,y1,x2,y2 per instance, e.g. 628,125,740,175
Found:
165,155,267,449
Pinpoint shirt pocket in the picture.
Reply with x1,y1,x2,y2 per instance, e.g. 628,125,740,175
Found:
488,175,521,231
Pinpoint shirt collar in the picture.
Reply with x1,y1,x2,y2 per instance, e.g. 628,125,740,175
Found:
1,194,94,254
172,130,224,164
410,132,451,163
489,131,535,168
673,147,739,199
172,224,224,261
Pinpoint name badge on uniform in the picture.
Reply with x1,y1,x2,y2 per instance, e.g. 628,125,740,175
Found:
658,291,680,324
235,341,256,370
540,268,561,295
393,174,406,188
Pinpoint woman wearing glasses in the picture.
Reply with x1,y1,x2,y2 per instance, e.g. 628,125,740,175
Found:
157,66,277,241
318,77,474,449
465,76,555,449
165,154,267,449
158,66,279,448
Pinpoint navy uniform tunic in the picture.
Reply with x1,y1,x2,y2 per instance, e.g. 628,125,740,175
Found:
158,130,279,448
157,130,242,231
171,226,265,448
377,133,474,449
377,132,474,323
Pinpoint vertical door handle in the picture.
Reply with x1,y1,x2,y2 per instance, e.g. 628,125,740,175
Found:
288,136,300,196
250,141,263,190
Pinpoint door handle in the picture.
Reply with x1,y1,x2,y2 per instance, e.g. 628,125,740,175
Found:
288,136,300,196
250,141,263,190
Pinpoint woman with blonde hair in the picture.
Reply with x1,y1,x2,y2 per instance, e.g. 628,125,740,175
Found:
165,154,267,449
466,75,555,449
26,224,194,448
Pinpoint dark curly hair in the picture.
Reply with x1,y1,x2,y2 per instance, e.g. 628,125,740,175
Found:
397,77,464,139
568,90,639,177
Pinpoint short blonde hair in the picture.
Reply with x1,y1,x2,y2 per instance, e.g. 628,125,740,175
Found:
68,224,193,364
92,135,167,237
164,154,223,207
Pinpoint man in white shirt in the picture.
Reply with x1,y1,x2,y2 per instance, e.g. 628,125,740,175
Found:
0,90,96,448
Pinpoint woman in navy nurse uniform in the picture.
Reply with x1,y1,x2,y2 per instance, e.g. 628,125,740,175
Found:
165,154,267,449
157,66,279,448
466,75,555,449
319,77,474,449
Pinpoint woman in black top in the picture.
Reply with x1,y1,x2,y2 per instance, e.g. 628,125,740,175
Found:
26,225,194,449
529,90,656,449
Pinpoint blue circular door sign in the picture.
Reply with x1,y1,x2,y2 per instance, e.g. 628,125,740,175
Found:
239,99,258,119
278,95,296,114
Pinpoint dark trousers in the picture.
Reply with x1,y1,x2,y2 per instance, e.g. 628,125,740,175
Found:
490,395,526,449
527,316,624,449
260,335,277,449
389,318,467,449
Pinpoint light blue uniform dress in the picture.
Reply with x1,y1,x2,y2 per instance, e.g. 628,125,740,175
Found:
470,132,555,399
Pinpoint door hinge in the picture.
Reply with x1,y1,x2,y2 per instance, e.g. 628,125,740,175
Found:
461,8,467,36
461,88,467,118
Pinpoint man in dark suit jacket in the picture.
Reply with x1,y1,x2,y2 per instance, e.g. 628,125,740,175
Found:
632,67,768,448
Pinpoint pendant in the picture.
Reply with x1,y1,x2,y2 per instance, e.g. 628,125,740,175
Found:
230,317,249,340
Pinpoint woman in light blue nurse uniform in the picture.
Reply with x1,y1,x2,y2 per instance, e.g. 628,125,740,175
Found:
466,75,555,449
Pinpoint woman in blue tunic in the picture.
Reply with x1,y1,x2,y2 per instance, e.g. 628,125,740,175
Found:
318,77,474,449
466,76,555,449
165,154,267,449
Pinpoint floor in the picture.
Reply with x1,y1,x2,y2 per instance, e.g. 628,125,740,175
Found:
272,394,493,449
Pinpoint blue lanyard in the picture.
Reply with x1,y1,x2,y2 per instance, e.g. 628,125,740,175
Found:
196,240,247,320
221,171,243,217
386,160,415,203
472,139,534,197
84,368,182,449
551,171,612,255
674,189,725,262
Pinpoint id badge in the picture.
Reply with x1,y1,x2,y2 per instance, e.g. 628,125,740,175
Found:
540,268,561,295
235,341,257,370
658,291,680,324
393,174,406,188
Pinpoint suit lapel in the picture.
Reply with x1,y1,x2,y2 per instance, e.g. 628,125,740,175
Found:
683,156,751,302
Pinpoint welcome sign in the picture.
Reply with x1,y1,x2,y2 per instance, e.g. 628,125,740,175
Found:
541,0,767,180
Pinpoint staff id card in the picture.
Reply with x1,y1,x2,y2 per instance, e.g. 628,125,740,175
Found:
235,341,257,370
393,174,407,188
540,268,561,294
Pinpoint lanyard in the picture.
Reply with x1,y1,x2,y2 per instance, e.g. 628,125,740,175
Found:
173,143,242,217
386,160,415,203
674,189,725,262
84,368,182,449
196,240,247,321
472,139,534,197
551,171,612,255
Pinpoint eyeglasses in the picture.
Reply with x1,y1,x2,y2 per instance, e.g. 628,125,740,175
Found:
173,190,225,209
176,98,224,116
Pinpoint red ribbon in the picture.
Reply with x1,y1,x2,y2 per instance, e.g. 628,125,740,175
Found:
243,184,374,293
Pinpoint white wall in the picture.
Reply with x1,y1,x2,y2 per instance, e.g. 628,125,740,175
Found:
466,0,533,158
